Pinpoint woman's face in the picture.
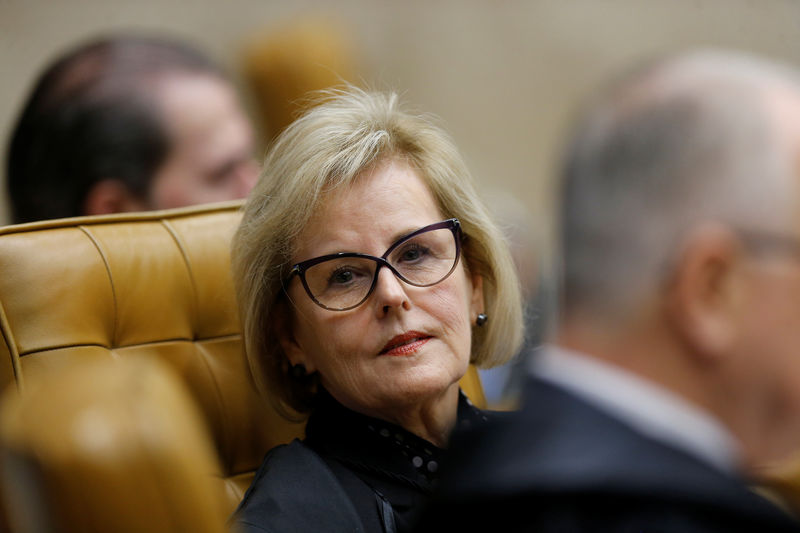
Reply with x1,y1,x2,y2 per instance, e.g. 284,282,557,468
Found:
279,159,484,419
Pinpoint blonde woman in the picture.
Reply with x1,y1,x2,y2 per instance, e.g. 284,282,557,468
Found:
232,88,524,533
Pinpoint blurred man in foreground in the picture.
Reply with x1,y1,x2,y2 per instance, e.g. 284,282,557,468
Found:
419,50,800,532
6,34,258,224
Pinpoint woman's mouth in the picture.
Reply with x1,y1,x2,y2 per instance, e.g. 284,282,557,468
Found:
380,331,432,356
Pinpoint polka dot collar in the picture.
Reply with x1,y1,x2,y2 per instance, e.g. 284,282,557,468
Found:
304,389,488,489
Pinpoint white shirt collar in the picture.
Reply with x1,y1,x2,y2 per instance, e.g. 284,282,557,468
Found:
531,345,742,474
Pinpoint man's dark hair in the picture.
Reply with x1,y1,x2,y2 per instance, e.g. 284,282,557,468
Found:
6,34,225,223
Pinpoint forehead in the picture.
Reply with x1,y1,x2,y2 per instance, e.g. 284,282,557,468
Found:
325,159,439,212
765,85,800,147
294,159,445,257
763,86,800,220
154,74,250,150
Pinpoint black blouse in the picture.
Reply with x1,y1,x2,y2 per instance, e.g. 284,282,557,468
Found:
304,389,488,533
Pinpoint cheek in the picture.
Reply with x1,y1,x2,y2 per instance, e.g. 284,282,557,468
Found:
749,279,800,347
739,278,800,406
150,167,195,208
424,276,475,338
292,306,368,372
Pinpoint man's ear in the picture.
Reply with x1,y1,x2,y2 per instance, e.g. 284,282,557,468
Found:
664,224,746,361
83,179,147,216
273,298,316,373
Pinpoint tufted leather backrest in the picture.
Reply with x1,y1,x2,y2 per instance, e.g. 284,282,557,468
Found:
0,201,305,518
0,200,486,522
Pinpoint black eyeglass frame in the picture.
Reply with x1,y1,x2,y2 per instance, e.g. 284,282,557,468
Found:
284,218,463,311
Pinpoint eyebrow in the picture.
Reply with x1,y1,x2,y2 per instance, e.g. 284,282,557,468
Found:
388,226,422,246
323,226,419,257
298,220,442,264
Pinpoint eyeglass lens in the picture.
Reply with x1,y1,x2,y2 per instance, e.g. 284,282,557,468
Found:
302,226,457,310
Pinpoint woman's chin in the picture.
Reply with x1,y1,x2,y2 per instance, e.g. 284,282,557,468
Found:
376,370,462,406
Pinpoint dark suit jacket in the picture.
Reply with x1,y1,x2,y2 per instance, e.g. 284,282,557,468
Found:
417,376,800,532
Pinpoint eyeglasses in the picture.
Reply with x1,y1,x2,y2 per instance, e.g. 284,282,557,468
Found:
284,219,463,311
737,229,800,259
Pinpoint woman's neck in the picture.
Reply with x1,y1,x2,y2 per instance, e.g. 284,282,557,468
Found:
381,383,461,448
331,382,461,449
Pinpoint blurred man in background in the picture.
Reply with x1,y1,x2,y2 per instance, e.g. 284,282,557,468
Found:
6,34,258,224
479,191,547,408
419,50,800,531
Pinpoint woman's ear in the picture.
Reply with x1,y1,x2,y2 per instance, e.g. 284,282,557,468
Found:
273,299,317,373
469,272,485,323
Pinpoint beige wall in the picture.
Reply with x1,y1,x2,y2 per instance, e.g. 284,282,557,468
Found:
3,0,800,260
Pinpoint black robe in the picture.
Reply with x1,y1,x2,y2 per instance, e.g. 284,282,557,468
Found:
233,390,486,533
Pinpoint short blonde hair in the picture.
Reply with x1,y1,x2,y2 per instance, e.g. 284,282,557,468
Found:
232,88,523,417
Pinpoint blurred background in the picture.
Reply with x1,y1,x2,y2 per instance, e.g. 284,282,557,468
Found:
2,0,800,260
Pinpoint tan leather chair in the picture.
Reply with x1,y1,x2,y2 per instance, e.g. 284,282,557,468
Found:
0,356,228,533
0,200,486,529
0,200,305,521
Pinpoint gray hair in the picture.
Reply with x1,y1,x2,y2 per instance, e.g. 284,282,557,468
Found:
560,50,800,318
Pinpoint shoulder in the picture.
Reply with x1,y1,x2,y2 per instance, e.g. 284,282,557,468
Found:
233,440,367,533
443,377,598,493
418,492,800,533
425,377,800,532
443,377,728,495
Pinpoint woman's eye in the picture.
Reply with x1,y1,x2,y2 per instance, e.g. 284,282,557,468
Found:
330,269,354,285
402,249,421,261
398,244,429,263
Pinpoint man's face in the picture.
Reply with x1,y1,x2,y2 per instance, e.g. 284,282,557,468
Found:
733,88,800,463
147,73,259,209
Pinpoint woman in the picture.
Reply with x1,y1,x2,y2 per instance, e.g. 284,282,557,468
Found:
231,88,524,533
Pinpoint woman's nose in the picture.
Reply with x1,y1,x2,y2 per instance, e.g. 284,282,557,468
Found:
373,266,410,314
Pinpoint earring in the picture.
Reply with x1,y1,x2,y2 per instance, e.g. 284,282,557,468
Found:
290,363,307,379
476,313,488,327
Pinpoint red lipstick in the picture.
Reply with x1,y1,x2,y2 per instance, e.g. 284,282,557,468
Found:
380,331,431,356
